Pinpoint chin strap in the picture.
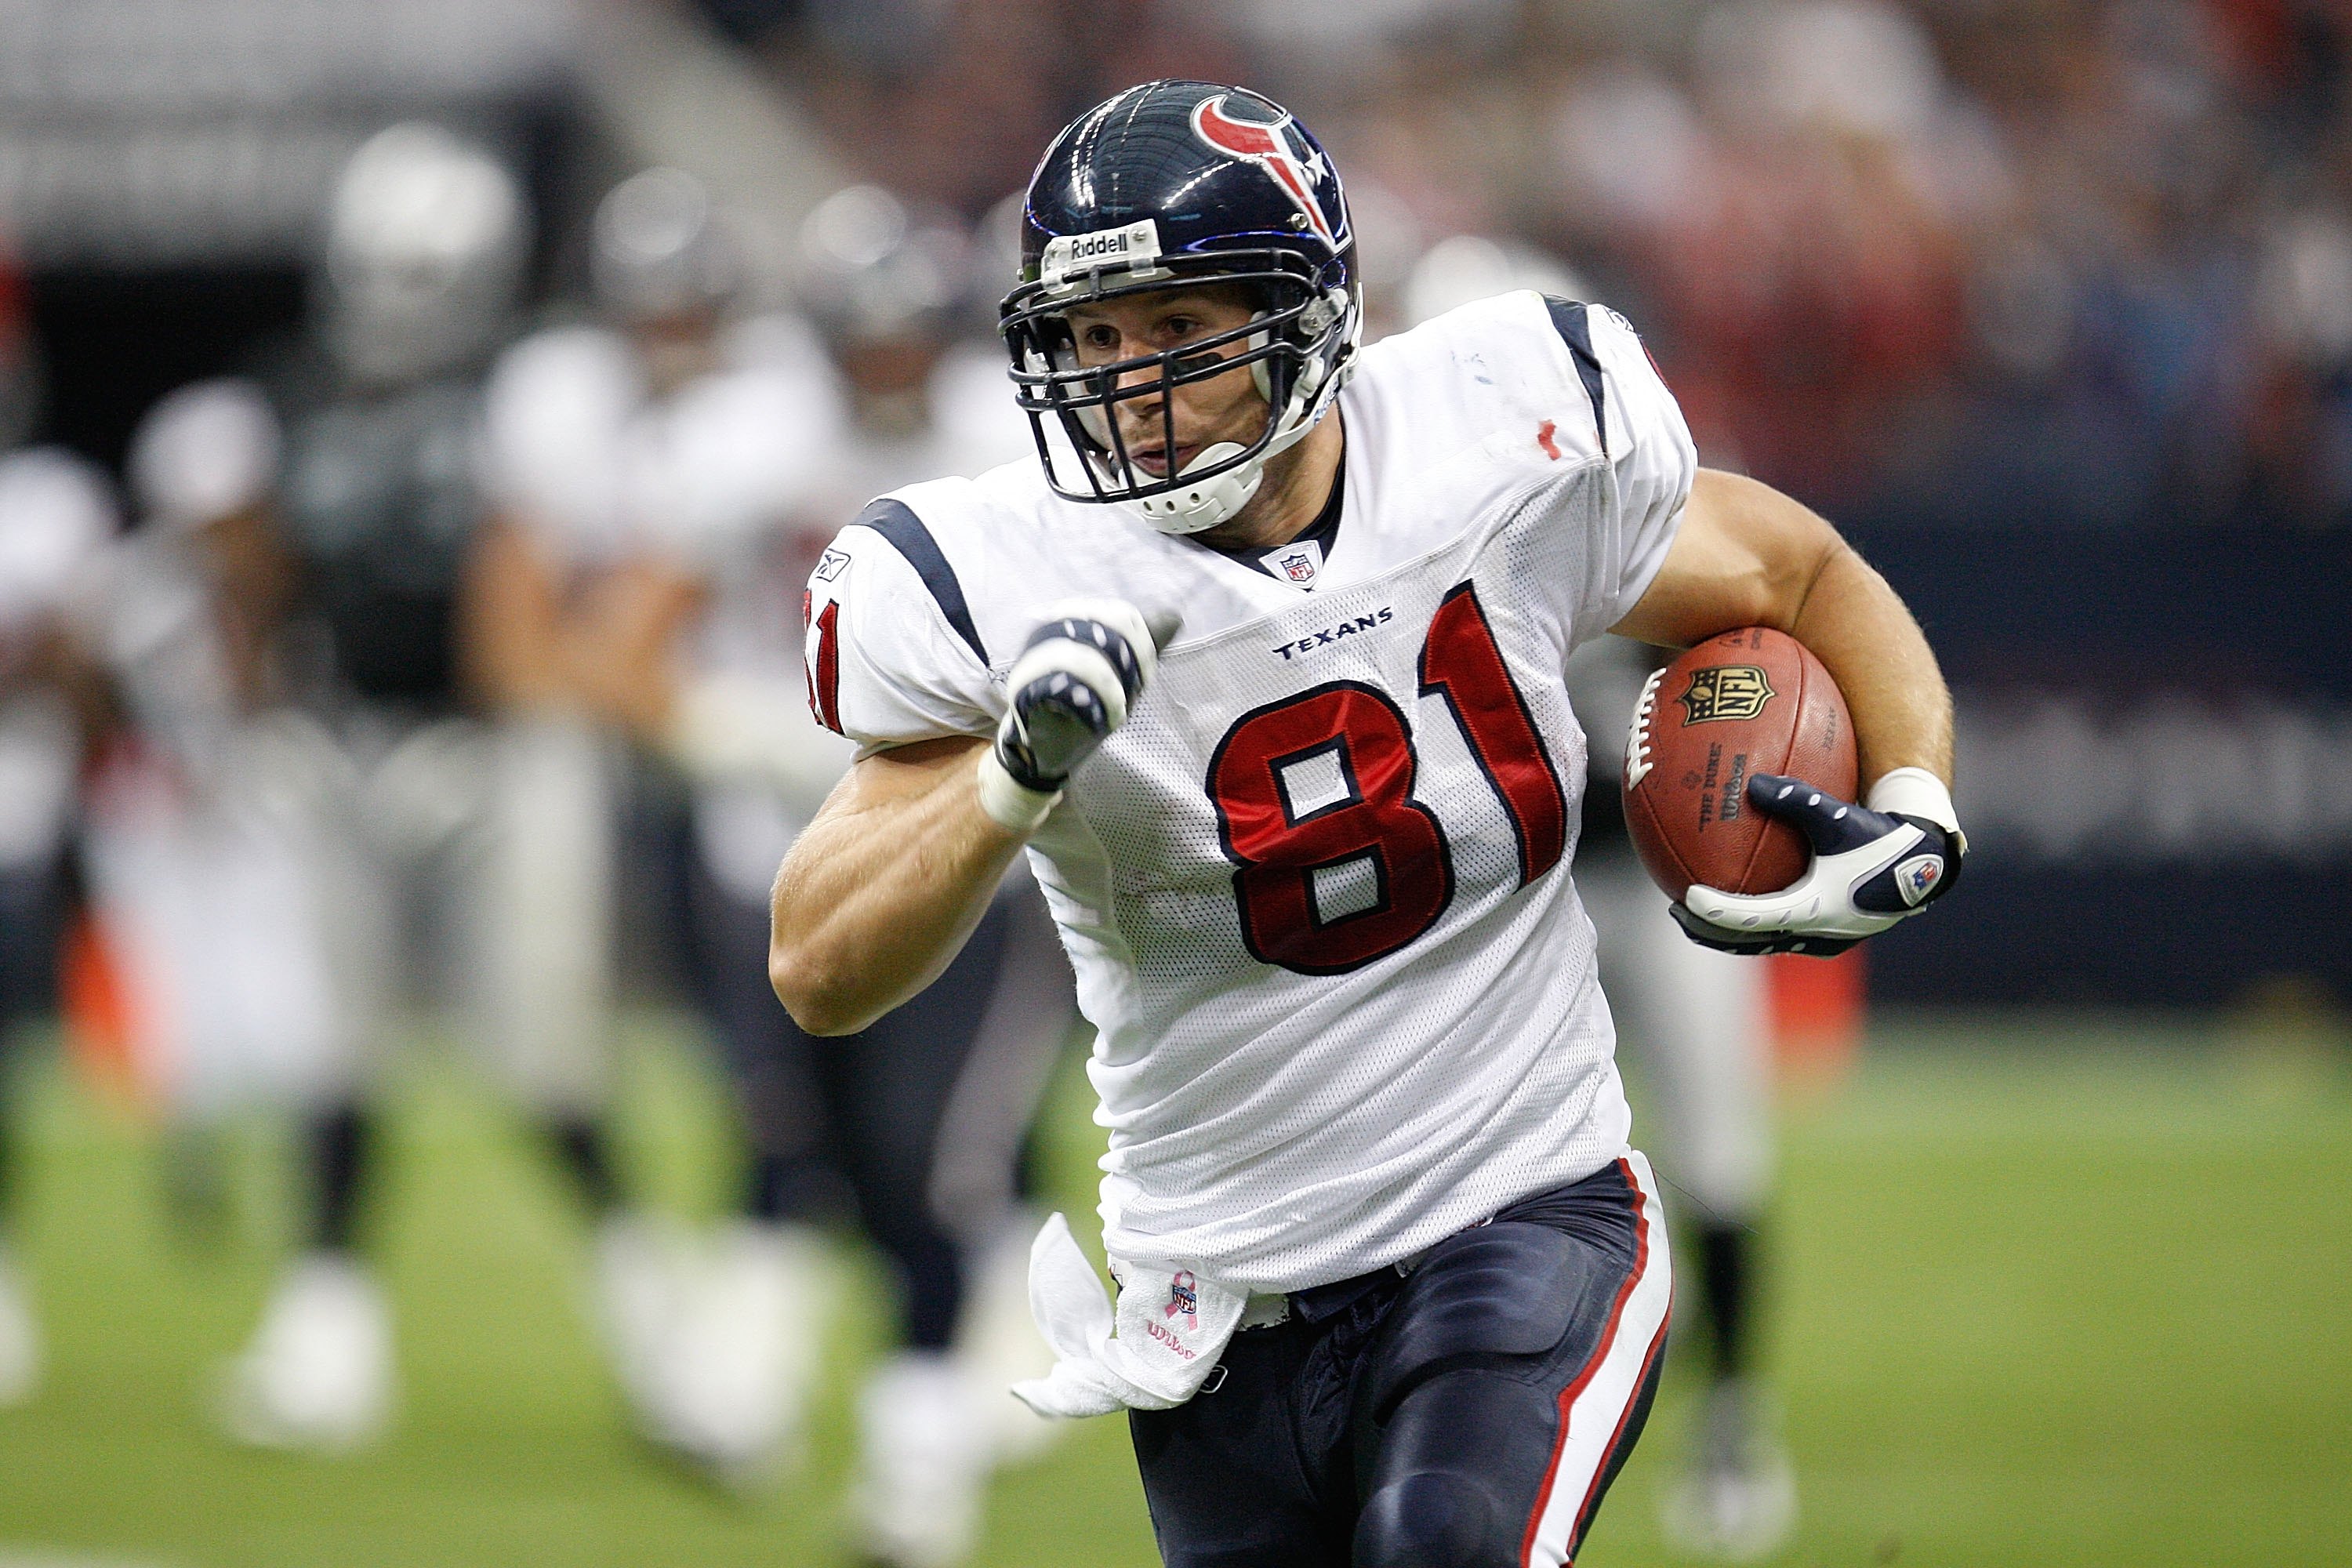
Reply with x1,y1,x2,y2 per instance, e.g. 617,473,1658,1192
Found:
1123,399,1330,535
1118,304,1353,537
1123,440,1263,535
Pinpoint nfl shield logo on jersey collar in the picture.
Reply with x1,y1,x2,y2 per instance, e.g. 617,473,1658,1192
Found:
1267,537,1323,589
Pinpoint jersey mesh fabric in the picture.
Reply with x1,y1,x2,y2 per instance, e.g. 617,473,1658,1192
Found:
811,292,1694,1293
1043,477,1634,1291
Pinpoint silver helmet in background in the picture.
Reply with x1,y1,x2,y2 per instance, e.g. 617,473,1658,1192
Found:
592,167,742,325
796,184,971,349
0,448,115,651
321,123,529,387
128,379,281,535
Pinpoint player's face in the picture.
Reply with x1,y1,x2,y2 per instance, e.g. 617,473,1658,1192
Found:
1062,285,1265,480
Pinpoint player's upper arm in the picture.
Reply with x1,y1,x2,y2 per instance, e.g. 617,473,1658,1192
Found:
1608,468,1844,650
804,499,1000,753
1546,301,1699,641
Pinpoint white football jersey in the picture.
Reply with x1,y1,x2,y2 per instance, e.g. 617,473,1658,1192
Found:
806,291,1696,1292
479,316,844,573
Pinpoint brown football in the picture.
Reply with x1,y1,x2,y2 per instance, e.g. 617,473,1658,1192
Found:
1623,626,1857,902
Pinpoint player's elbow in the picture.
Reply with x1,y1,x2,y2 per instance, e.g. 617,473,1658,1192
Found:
1683,469,1846,634
767,943,869,1037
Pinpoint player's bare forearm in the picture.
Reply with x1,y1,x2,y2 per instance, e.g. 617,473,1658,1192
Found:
1784,543,1951,787
458,515,568,711
768,734,1028,1036
1613,468,1952,789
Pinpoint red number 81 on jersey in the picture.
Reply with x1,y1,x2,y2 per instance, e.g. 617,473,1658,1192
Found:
1207,583,1570,975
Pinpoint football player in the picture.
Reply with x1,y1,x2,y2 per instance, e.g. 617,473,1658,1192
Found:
485,169,1074,1558
85,380,348,1136
0,447,116,1410
792,185,1083,1555
475,162,837,1478
772,81,1963,1567
1568,634,1794,1559
215,124,644,1451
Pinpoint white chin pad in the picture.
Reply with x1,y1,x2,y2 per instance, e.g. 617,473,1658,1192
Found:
1127,442,1264,535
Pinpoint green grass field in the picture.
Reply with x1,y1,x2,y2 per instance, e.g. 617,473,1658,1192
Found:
0,1010,2346,1567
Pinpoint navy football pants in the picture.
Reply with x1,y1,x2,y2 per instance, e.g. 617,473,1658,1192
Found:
1131,1156,1671,1568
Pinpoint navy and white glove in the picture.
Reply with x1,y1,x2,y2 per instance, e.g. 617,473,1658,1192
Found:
975,599,1178,833
1671,766,1965,957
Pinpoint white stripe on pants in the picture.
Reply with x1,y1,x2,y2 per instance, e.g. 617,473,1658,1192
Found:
1523,1149,1672,1567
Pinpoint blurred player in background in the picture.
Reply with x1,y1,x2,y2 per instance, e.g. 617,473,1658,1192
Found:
84,379,344,1188
0,435,115,1410
1566,636,1791,1560
480,168,1072,1561
477,163,839,1476
789,184,1078,1563
205,122,652,1451
1411,238,1797,1560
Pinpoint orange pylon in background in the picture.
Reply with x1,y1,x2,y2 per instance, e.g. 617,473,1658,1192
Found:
1767,948,1865,1087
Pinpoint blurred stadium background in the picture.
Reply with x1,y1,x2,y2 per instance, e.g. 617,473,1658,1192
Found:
0,0,2347,1564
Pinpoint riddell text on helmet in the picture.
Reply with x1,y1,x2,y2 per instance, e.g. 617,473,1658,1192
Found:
1040,221,1161,286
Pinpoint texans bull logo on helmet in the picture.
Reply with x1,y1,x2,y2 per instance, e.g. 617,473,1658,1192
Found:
1190,94,1345,252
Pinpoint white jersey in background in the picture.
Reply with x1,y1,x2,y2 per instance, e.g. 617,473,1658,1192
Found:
74,508,350,1116
0,450,111,883
808,291,1697,1292
481,319,1033,900
481,316,1026,581
481,314,842,576
786,343,1038,535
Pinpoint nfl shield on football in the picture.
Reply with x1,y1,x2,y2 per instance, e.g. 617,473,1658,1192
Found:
1622,626,1858,902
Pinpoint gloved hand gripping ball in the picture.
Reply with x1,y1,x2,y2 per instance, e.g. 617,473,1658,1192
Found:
1671,768,1965,956
1622,626,1962,955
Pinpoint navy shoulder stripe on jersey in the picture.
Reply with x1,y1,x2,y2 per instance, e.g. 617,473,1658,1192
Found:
1542,296,1610,459
854,497,989,666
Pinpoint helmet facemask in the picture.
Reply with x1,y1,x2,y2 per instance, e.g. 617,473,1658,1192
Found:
1001,251,1357,535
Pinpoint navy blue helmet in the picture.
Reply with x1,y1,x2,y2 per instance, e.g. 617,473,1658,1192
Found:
1000,81,1360,534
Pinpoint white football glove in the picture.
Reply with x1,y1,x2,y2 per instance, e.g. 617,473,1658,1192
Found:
975,599,1180,833
1671,766,1965,957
